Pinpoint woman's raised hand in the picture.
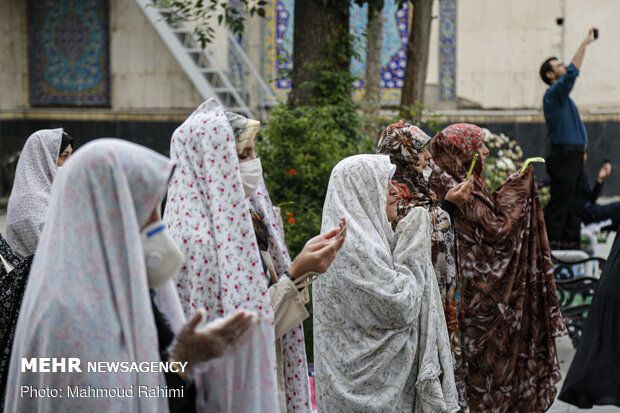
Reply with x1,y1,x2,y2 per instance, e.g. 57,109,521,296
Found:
445,176,474,207
170,309,258,372
288,218,346,278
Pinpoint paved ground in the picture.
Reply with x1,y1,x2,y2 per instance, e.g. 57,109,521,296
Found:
548,334,619,412
0,209,618,411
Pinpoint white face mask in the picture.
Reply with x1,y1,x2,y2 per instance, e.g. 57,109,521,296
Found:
422,167,432,181
239,158,263,197
141,221,185,288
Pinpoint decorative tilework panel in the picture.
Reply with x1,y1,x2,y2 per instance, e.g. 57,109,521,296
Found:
29,0,110,106
439,0,457,102
263,0,293,99
275,0,294,89
263,0,457,103
350,1,409,91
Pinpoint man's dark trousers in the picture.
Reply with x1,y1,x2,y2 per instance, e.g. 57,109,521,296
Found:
544,145,585,247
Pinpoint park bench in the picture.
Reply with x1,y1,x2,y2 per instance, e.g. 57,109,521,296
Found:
552,252,605,349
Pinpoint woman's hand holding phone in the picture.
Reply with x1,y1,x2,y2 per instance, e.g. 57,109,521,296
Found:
445,176,474,207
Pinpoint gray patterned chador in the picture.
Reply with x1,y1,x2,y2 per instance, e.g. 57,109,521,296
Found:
313,154,458,412
6,129,63,257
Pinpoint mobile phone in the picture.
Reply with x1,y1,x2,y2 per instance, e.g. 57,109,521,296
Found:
594,29,599,39
520,157,546,173
466,153,479,180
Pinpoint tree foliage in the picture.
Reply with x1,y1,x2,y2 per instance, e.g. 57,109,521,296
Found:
152,0,405,49
150,0,267,47
257,109,369,256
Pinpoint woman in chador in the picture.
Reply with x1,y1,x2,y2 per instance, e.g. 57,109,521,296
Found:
377,120,473,411
5,139,256,413
159,99,345,412
429,123,566,412
2,129,73,409
313,154,458,412
6,129,72,257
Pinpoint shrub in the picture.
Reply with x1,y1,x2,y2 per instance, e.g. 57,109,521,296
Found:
257,103,373,361
257,103,371,256
480,128,524,191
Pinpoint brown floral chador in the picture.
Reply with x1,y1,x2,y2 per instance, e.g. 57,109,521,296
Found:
377,120,470,412
429,124,566,412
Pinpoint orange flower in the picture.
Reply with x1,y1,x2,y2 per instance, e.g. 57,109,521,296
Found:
289,169,295,174
288,218,295,224
286,212,294,217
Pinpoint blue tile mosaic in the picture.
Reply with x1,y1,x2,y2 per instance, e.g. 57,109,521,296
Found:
29,0,110,106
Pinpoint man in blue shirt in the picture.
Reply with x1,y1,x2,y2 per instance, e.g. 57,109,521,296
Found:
540,28,597,250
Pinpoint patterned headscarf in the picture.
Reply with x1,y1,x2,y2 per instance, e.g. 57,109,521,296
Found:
431,123,486,179
378,119,432,151
225,111,261,154
6,129,62,257
377,120,438,210
441,123,486,161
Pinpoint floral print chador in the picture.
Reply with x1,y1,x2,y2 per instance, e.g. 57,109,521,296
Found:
429,124,566,413
164,99,279,411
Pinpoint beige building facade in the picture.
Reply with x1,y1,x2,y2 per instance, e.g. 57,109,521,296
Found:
2,0,619,115
1,0,620,196
454,0,620,110
0,0,203,113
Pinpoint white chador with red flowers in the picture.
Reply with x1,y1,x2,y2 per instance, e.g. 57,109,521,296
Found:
163,99,278,411
162,98,313,412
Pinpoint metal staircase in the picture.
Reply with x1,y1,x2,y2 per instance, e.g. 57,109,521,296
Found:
135,0,277,119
